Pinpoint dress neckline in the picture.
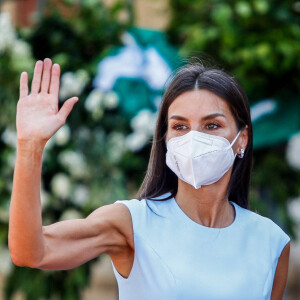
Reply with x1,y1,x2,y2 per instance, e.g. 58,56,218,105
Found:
170,196,239,232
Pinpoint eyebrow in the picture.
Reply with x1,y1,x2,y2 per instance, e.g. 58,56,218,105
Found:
169,113,226,121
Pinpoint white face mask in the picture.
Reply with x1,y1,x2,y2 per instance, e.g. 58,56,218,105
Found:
166,130,241,189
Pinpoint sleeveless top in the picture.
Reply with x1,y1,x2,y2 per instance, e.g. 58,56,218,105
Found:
111,193,290,300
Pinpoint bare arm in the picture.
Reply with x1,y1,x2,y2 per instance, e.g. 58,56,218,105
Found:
9,139,46,267
9,59,133,270
270,242,290,300
35,203,133,270
9,141,132,269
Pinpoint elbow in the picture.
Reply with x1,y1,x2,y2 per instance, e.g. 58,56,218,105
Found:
11,254,40,268
8,237,44,269
8,242,22,266
9,248,41,268
10,250,26,267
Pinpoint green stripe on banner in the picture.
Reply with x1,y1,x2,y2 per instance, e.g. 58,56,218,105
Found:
253,99,300,149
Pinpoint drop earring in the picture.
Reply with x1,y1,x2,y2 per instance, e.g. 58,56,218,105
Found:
239,148,244,158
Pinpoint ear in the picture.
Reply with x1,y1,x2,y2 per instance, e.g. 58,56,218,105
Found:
238,125,249,153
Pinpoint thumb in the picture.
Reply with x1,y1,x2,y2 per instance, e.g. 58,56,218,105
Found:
57,97,79,124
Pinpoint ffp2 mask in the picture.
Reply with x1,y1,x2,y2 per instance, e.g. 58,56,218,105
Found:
166,130,241,189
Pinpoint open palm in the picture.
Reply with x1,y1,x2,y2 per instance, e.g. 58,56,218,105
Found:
17,58,79,143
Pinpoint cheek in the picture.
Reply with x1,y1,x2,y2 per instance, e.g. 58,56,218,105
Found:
165,127,179,143
232,144,239,154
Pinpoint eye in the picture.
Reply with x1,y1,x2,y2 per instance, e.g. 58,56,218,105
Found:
206,123,220,130
172,123,188,131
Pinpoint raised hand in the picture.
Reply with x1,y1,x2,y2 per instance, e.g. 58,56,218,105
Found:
17,58,79,144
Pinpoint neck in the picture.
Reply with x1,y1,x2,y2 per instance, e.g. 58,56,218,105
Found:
175,170,235,228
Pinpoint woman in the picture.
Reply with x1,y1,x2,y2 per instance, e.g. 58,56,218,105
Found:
9,58,290,300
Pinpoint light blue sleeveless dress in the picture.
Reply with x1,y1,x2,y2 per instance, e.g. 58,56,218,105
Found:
111,193,290,300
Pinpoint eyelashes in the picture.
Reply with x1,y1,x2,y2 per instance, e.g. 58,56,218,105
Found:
172,124,188,130
171,122,221,131
206,123,220,130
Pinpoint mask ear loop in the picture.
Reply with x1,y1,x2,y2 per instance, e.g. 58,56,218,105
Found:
225,130,241,151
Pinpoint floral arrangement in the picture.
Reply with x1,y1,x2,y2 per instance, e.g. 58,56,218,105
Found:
0,0,149,298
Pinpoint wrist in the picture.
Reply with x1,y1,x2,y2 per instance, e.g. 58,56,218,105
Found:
17,139,47,154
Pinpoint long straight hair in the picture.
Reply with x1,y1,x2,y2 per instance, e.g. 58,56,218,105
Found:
137,62,253,209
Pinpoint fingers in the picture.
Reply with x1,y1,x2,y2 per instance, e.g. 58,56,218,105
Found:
49,63,60,98
31,58,58,96
57,97,79,125
41,58,52,93
20,72,29,98
31,60,43,94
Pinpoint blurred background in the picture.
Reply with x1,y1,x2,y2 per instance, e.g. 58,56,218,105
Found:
0,0,300,299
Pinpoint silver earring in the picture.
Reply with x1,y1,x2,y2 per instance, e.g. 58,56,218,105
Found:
239,148,244,158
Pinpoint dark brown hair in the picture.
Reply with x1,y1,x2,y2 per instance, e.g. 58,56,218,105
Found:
137,62,253,209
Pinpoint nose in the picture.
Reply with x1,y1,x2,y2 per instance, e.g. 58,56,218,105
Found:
190,123,202,132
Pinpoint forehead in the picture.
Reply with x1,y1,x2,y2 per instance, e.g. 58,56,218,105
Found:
168,90,233,118
168,89,233,120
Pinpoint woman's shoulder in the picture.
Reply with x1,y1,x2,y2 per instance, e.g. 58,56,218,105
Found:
236,202,286,230
114,192,172,211
113,193,172,236
235,202,290,256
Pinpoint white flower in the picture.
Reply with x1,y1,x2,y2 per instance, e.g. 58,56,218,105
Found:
107,132,126,162
44,136,55,151
294,1,300,13
59,209,83,221
59,70,89,101
286,132,300,170
84,89,104,112
125,131,150,152
73,184,90,206
103,91,119,110
287,197,300,223
59,72,77,100
9,38,34,72
58,150,89,179
76,69,89,85
0,247,13,275
125,109,157,152
11,39,31,58
54,125,71,146
51,173,71,199
117,9,130,24
1,127,17,148
130,109,157,136
0,12,16,53
43,138,55,162
92,109,104,121
235,1,252,18
40,188,50,211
